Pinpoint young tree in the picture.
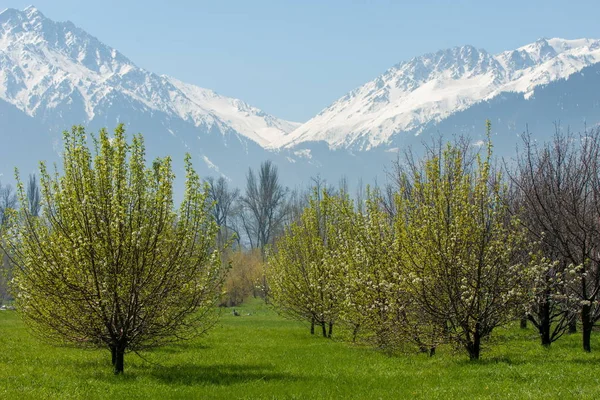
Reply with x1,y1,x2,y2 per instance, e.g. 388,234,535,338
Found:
511,129,600,352
506,176,576,345
4,125,225,374
338,188,441,354
396,131,529,360
267,189,347,337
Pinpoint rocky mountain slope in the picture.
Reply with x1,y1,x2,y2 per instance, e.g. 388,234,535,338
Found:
280,38,600,150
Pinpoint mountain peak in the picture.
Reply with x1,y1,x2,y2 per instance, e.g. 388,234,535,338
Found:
0,6,298,148
279,37,600,150
0,6,45,26
23,5,43,17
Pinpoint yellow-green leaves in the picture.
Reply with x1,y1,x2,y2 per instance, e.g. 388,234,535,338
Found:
267,188,350,337
396,137,528,359
5,125,225,373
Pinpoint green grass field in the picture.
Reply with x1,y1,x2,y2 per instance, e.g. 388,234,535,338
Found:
1,299,600,399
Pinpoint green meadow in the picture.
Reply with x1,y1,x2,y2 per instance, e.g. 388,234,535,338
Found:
1,299,599,399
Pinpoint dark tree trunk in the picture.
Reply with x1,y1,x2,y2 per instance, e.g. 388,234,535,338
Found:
568,312,577,334
429,347,436,357
466,325,482,360
111,346,117,366
540,302,551,347
310,317,315,335
321,322,327,338
352,324,360,343
582,304,592,352
328,321,333,338
467,340,480,360
113,344,125,374
520,317,528,329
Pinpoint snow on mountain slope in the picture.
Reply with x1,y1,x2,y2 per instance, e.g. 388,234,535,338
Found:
0,6,299,148
279,38,600,150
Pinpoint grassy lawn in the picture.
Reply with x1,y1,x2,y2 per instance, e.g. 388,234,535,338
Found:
1,299,600,399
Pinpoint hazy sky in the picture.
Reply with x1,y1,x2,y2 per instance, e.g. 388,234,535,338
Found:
4,1,600,122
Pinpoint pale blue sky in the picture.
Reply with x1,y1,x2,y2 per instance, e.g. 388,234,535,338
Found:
4,1,600,122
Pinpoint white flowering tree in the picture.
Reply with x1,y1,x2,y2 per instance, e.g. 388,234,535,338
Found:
336,188,437,352
4,125,225,374
337,188,396,346
395,128,529,360
267,188,348,337
523,255,580,346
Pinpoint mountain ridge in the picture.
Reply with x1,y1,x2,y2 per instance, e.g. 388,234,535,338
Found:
1,6,600,191
279,37,600,150
0,6,299,149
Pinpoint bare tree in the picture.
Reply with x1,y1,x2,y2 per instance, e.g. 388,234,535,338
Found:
0,182,17,227
240,161,288,252
0,181,15,305
506,173,576,346
26,174,41,217
510,128,600,352
205,176,240,249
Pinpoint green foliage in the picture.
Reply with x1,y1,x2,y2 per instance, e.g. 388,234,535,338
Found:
4,125,225,373
336,187,410,349
395,137,529,359
220,249,264,307
267,188,351,336
267,125,536,360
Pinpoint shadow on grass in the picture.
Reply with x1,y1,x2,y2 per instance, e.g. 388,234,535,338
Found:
149,363,301,386
569,357,600,365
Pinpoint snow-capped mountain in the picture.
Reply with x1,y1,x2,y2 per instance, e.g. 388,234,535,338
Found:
1,5,600,191
279,38,600,150
0,6,299,149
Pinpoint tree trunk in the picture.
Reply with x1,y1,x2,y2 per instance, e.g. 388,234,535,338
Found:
540,302,551,347
520,317,527,329
582,304,592,352
568,312,577,334
321,322,327,338
328,321,333,338
352,324,360,343
310,317,315,335
262,275,269,304
111,346,117,366
113,345,125,374
466,326,481,360
429,347,436,357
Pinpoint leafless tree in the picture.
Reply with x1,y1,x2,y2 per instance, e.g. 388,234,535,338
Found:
506,173,576,346
0,182,17,226
510,128,600,352
26,174,41,217
240,161,288,252
205,176,240,249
